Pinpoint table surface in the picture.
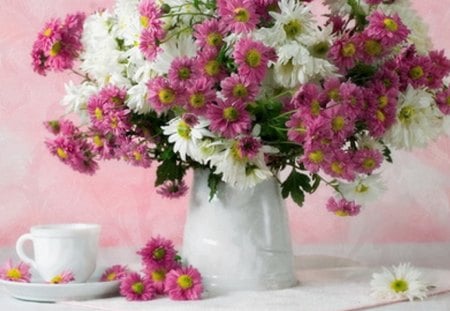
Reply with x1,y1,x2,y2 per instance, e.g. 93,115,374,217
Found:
1,253,450,311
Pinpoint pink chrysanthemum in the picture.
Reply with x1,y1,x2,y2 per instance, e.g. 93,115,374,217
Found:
139,0,163,30
193,19,226,52
185,77,216,115
0,260,31,283
122,143,152,168
365,11,410,47
120,272,155,301
236,136,263,160
156,180,189,199
147,77,179,114
233,38,276,82
286,112,309,144
140,28,165,61
356,33,386,64
31,12,85,75
326,197,361,217
329,36,360,70
137,236,178,270
436,89,450,115
323,104,356,142
144,267,174,295
165,266,203,301
168,57,200,89
301,141,330,173
207,100,252,138
220,74,259,104
320,77,342,103
101,265,129,282
428,50,450,89
197,49,227,83
365,0,383,4
290,83,323,117
217,0,259,33
323,150,356,181
90,132,121,160
353,148,383,174
49,271,75,284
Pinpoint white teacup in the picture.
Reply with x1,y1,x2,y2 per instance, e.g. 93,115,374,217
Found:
16,223,101,283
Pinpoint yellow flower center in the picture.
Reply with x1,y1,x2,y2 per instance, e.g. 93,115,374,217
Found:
151,269,166,282
378,95,388,108
140,15,149,28
95,107,103,121
49,41,62,57
133,151,142,161
245,49,262,68
364,39,382,56
50,275,63,284
223,107,239,121
332,116,345,132
376,109,386,122
447,96,450,106
355,183,369,193
132,282,144,294
176,275,193,290
362,158,376,170
153,247,166,260
390,279,409,293
335,210,349,217
177,120,191,139
342,42,356,57
207,32,223,47
93,135,104,147
311,99,321,116
190,93,206,108
106,272,117,281
409,66,424,80
308,150,324,164
283,19,302,39
56,148,68,159
204,60,220,76
110,117,118,129
331,162,344,175
158,88,176,105
178,67,191,80
233,7,250,23
232,83,248,98
43,28,53,37
383,18,398,32
310,41,330,58
6,268,22,280
398,105,415,125
328,88,340,101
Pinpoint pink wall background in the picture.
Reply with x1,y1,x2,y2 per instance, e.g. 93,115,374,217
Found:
0,0,449,249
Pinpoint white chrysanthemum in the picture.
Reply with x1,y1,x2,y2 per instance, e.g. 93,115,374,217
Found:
370,263,430,301
208,140,277,190
61,81,98,122
384,86,443,150
380,0,432,54
338,174,386,205
127,82,151,114
114,0,141,46
162,117,212,161
152,35,197,74
80,12,128,86
357,134,385,152
269,0,316,45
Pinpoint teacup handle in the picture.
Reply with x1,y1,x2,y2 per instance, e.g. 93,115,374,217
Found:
15,233,37,269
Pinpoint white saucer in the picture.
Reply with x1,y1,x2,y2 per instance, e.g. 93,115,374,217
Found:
0,267,120,302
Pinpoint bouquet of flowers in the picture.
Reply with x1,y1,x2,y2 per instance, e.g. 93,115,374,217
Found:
32,0,450,215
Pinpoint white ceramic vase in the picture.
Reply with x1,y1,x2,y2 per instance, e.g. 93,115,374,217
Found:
182,169,298,294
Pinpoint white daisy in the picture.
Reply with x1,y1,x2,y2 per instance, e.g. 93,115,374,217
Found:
370,263,430,301
127,82,151,114
338,174,386,205
61,81,98,123
114,0,141,46
152,35,197,75
384,86,444,150
162,116,212,161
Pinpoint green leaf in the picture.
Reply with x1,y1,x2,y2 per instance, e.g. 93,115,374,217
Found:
382,145,393,163
207,171,222,201
155,158,184,186
347,0,368,29
346,63,377,86
281,169,312,206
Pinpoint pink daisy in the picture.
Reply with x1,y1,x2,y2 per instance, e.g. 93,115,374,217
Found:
329,36,360,70
185,77,216,115
89,132,122,160
140,28,165,61
323,150,356,181
320,77,342,103
326,197,361,216
168,57,200,89
286,112,309,144
323,104,356,142
428,50,450,89
139,0,163,30
147,77,179,114
165,266,203,301
235,136,263,160
144,267,174,295
197,49,227,83
0,260,31,283
301,142,330,174
193,19,226,52
352,148,383,174
436,89,450,115
122,143,152,168
217,0,259,33
207,99,252,138
101,265,129,282
120,272,155,301
137,236,178,270
356,33,386,64
220,74,259,104
365,0,383,4
290,83,323,117
49,271,75,284
156,180,189,199
233,38,276,82
365,11,410,47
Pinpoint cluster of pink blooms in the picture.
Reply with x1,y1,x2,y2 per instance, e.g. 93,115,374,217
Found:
112,236,203,301
31,12,85,75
